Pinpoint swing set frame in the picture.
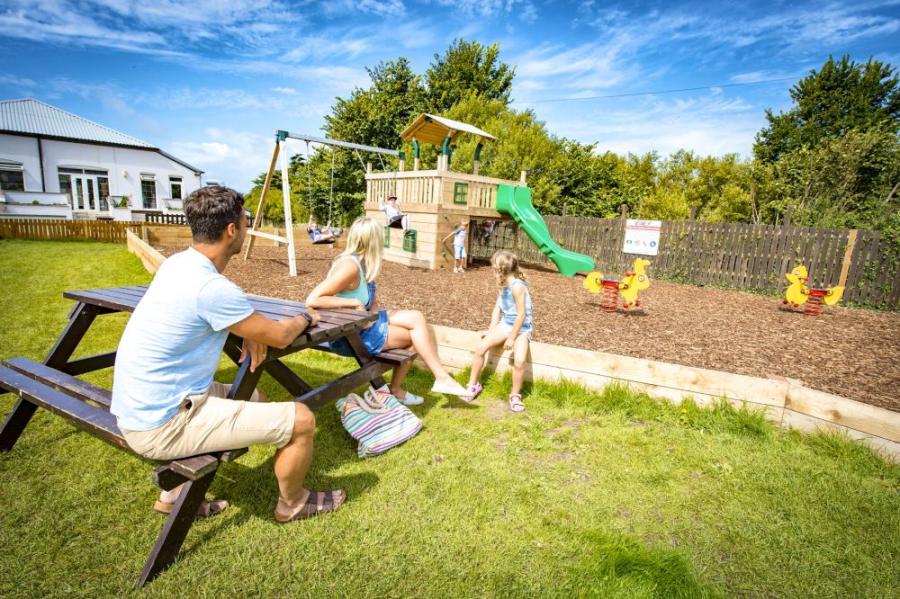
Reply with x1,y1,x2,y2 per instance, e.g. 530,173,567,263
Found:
243,129,400,276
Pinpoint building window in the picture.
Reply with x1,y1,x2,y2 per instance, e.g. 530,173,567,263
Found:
169,176,182,200
58,175,73,206
141,175,156,209
0,169,25,192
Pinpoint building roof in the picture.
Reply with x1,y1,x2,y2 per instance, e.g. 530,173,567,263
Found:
400,113,496,145
0,98,202,174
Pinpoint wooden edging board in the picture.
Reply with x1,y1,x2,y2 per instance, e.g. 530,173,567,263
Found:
121,247,899,462
125,229,166,273
423,324,900,461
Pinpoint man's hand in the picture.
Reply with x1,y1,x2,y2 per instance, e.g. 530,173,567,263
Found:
503,336,515,350
240,338,268,372
305,307,321,327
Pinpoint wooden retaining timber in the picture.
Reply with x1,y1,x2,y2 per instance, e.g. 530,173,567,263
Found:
125,230,166,274
425,324,900,461
14,220,897,460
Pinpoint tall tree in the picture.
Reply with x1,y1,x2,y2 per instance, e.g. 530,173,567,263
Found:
325,57,426,149
426,39,515,113
754,55,900,163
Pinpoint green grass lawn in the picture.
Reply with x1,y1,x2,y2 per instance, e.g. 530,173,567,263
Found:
0,239,898,598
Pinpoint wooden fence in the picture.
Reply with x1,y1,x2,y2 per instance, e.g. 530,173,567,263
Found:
470,216,899,309
0,218,141,242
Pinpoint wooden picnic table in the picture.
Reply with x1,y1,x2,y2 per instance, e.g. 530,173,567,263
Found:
0,285,414,586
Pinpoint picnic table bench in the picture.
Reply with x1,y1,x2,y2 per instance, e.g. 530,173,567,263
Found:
0,285,415,586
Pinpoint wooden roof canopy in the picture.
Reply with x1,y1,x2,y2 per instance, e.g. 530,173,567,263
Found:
400,113,497,146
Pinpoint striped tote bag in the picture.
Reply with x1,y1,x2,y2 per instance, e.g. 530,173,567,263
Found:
336,386,423,458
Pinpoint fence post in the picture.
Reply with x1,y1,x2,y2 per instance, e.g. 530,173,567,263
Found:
838,229,858,288
783,206,792,227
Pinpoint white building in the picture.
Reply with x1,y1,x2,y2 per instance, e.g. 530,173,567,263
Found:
0,98,202,219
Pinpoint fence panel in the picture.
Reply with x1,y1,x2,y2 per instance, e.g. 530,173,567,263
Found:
470,215,898,309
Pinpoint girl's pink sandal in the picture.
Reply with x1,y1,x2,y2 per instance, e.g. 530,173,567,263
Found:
461,383,482,403
508,393,525,413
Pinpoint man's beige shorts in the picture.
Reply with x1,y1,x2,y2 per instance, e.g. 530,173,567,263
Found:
122,382,296,462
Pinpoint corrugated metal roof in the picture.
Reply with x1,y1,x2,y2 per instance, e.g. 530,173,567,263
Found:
0,98,156,148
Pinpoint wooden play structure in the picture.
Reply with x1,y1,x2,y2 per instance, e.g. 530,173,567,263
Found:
245,114,594,276
365,113,518,270
583,258,652,312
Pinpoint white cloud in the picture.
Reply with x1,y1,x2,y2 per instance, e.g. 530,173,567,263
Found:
432,0,537,20
543,92,764,158
273,86,299,95
168,128,276,191
0,74,37,88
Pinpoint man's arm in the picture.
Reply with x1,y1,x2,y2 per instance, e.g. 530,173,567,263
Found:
229,309,320,350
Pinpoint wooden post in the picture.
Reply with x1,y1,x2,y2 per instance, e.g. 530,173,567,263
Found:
279,140,297,277
838,229,858,287
244,140,281,260
689,206,697,220
783,206,792,227
519,171,527,185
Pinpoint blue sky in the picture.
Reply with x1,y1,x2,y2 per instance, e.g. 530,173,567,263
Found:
2,0,898,190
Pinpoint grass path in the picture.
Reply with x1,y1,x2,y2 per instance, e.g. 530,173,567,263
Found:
0,240,897,597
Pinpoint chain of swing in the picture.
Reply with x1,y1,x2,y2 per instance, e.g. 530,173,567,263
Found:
302,140,395,227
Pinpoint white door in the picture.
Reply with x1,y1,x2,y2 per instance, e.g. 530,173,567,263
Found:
66,175,110,212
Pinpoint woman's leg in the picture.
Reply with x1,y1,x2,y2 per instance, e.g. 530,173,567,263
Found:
511,333,530,396
467,326,508,387
384,309,454,383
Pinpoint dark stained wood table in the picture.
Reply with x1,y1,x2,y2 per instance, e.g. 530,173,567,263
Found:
54,285,396,408
0,284,411,586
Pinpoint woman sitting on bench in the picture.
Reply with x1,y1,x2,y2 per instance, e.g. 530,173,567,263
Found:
305,217,468,405
307,222,336,244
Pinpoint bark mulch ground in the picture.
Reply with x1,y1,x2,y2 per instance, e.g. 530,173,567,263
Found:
160,244,900,412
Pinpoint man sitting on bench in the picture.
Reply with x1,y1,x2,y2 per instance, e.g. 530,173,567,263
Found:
112,185,346,523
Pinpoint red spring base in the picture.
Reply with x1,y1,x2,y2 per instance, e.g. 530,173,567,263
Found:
804,289,826,316
600,279,619,312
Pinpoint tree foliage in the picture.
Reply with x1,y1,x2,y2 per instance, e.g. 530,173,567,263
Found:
248,45,898,240
755,55,900,163
425,39,515,114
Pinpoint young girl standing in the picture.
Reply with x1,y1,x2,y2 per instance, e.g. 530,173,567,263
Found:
306,217,469,404
463,250,532,412
441,220,468,273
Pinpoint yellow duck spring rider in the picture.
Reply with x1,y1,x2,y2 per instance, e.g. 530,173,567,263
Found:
783,264,844,315
584,258,651,312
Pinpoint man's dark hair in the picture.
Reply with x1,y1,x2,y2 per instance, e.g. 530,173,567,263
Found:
184,186,244,243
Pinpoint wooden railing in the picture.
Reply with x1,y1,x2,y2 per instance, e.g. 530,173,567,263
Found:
365,170,517,212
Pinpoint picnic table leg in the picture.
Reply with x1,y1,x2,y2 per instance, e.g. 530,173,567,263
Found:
0,302,99,451
222,336,312,397
344,331,388,390
137,470,217,587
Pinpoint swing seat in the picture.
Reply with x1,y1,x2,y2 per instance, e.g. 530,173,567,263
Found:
308,232,336,245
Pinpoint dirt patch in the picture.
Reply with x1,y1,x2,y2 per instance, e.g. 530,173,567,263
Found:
158,244,900,412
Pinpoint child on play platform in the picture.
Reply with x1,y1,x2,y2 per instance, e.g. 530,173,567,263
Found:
462,250,532,413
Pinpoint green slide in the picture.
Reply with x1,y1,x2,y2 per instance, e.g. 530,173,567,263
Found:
495,184,595,277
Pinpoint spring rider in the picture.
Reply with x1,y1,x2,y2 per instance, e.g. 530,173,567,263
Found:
584,258,651,312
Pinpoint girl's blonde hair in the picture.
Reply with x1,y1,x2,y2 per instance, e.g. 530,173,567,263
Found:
491,250,526,287
335,216,383,282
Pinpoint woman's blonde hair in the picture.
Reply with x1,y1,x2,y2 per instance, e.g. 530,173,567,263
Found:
335,216,383,282
491,250,525,287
